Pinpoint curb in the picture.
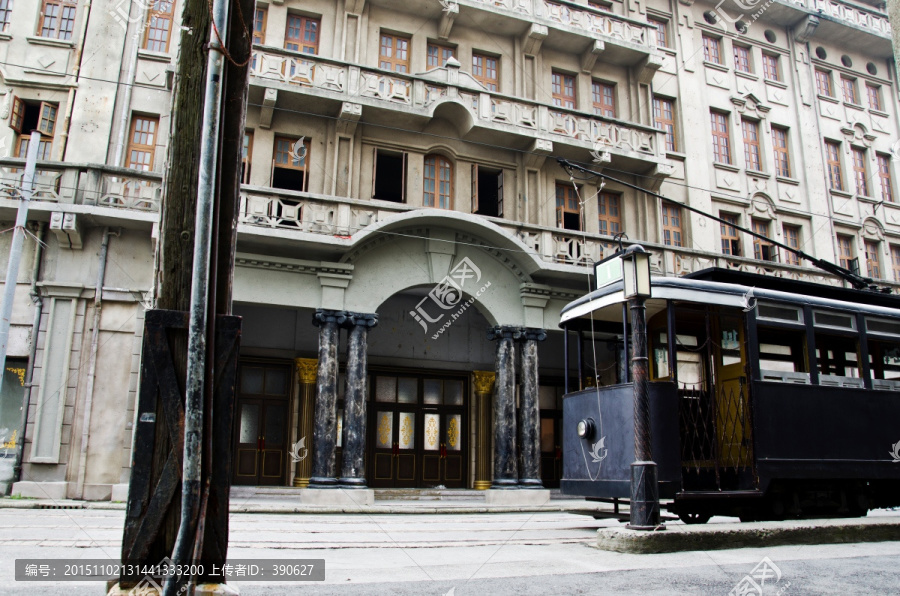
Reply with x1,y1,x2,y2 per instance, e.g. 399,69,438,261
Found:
595,516,900,553
0,498,606,515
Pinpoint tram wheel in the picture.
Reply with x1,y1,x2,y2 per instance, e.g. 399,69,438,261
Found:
678,512,711,525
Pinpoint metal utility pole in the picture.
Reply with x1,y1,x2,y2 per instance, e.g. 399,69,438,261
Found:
0,131,41,399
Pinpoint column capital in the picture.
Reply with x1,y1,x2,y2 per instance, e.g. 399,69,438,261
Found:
343,312,378,328
472,371,496,395
487,325,522,341
295,358,318,384
312,309,348,327
521,328,547,342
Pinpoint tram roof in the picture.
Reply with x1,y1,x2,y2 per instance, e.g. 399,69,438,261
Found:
559,267,900,328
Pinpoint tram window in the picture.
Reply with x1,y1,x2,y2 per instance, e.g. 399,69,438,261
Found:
758,303,803,323
813,310,856,330
868,339,900,381
719,318,742,366
867,318,900,336
757,326,808,375
815,333,861,379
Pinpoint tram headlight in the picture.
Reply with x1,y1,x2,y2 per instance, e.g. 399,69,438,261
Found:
576,418,595,440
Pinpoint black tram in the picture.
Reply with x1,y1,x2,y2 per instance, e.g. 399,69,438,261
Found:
560,268,900,523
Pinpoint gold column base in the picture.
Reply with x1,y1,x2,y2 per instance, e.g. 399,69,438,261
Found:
473,480,491,490
293,477,309,488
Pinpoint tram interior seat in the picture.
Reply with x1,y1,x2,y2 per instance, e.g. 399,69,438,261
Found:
759,370,809,384
817,374,865,388
872,378,900,391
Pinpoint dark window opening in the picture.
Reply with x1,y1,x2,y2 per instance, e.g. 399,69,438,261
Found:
757,326,808,375
562,211,580,231
272,167,306,192
869,339,900,381
472,165,503,217
373,149,407,202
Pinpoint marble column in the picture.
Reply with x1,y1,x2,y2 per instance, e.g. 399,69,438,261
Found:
292,358,318,487
472,371,496,490
518,328,547,489
309,309,346,487
488,326,519,488
339,312,378,488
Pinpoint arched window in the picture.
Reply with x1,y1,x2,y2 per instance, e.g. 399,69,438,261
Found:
424,155,453,209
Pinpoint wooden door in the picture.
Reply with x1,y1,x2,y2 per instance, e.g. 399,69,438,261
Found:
232,362,291,486
712,311,752,470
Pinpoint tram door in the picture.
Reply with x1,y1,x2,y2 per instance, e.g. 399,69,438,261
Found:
712,310,753,475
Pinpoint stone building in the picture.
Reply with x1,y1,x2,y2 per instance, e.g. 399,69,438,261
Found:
0,0,896,499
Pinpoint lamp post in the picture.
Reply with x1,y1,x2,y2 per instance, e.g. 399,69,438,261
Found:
621,245,661,530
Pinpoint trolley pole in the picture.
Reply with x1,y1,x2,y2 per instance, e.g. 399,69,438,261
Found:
0,131,41,399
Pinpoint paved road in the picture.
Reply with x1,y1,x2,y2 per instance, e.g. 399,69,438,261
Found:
0,507,897,595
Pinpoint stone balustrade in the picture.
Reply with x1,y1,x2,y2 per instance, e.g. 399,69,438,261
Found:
786,0,891,37
249,49,666,165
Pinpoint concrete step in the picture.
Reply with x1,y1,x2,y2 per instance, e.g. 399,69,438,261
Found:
230,486,571,502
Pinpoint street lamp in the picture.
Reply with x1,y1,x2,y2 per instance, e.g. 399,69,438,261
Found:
621,245,662,531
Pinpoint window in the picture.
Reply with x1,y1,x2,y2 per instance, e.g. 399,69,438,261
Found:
380,33,410,73
710,111,731,165
758,325,808,376
427,43,455,68
865,240,881,278
373,149,408,202
815,69,833,97
783,225,800,265
552,72,576,109
241,131,253,184
471,165,503,217
892,245,900,282
597,193,621,236
253,6,267,45
841,77,859,105
742,119,761,171
11,98,57,160
733,45,751,73
285,15,320,54
771,126,791,178
472,53,499,92
825,141,843,191
125,116,158,170
662,203,683,247
816,332,860,379
424,155,452,209
867,84,882,111
653,96,676,152
752,218,776,261
878,154,894,203
142,0,174,52
852,147,868,196
556,183,580,231
649,17,668,48
720,213,741,256
272,136,310,192
836,234,854,270
592,81,615,118
0,0,11,32
38,0,77,40
702,35,722,64
762,53,780,82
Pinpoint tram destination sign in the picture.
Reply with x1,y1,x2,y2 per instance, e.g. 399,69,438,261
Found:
594,253,624,289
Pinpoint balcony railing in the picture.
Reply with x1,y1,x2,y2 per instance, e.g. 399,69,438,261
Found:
0,159,861,290
0,159,163,212
250,50,665,164
784,0,890,37
237,187,863,288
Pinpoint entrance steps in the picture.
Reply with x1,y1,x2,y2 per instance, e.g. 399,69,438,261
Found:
230,486,567,501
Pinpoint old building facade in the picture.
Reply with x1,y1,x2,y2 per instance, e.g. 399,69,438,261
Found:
0,0,896,499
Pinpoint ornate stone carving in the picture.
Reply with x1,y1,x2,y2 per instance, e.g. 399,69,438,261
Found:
473,370,496,394
295,358,318,384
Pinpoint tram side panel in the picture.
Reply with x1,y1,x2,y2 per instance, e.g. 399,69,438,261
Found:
561,383,682,499
751,381,900,490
